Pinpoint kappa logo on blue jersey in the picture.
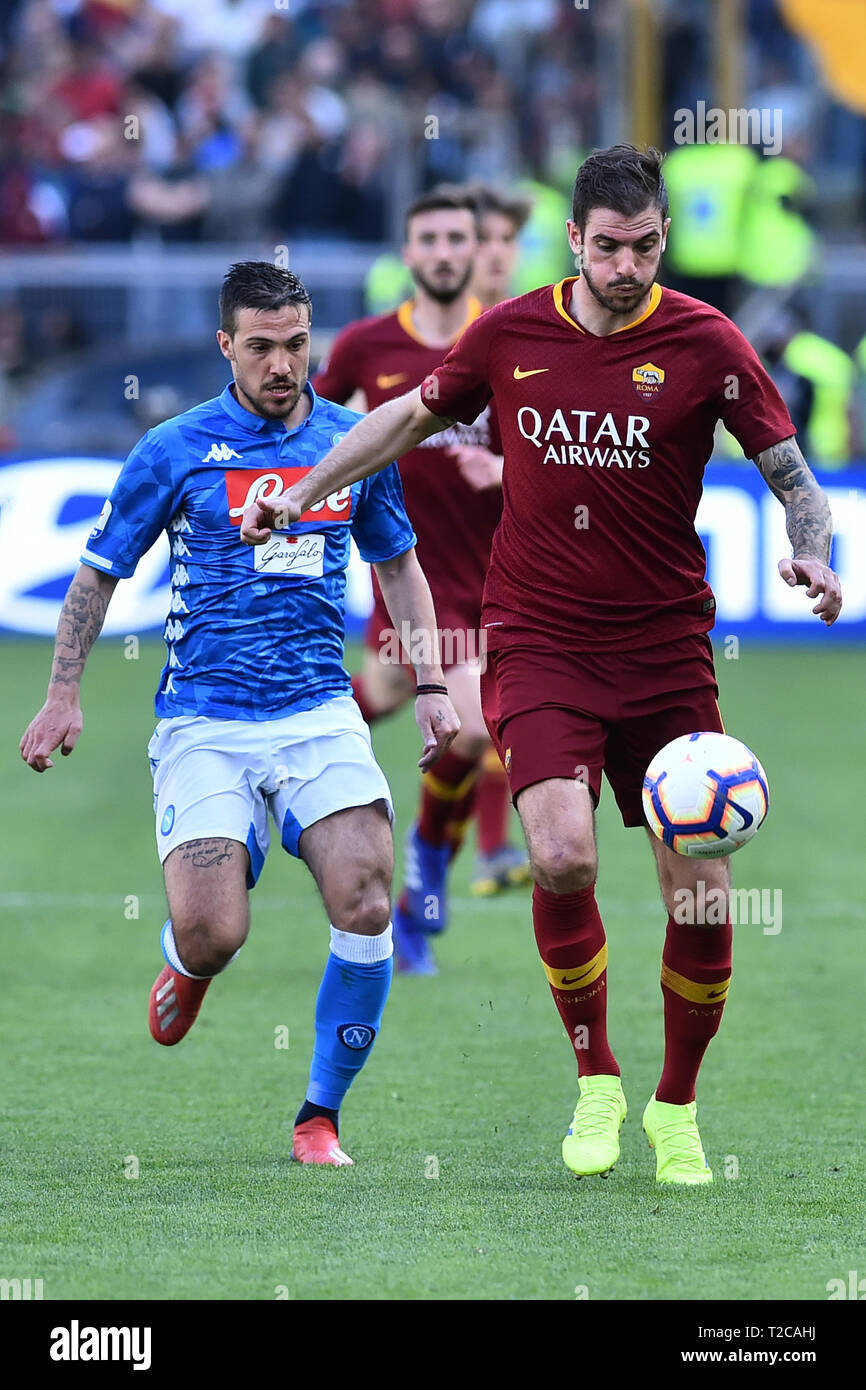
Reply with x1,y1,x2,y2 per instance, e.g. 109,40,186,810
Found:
338,1023,375,1050
160,805,175,835
330,433,346,447
202,442,241,463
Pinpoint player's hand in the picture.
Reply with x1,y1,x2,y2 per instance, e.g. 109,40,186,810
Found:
415,693,460,771
778,554,842,626
449,445,504,491
240,492,302,544
19,699,83,772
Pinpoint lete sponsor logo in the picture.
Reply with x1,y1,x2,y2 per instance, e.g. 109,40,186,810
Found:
225,469,353,525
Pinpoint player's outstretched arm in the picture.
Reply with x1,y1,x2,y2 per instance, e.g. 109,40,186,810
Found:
20,564,119,771
753,435,842,626
372,546,460,772
241,387,451,542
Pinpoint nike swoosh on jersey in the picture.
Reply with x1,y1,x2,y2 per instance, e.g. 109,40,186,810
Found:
513,366,550,379
376,372,409,388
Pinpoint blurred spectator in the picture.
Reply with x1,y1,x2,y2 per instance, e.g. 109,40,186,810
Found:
59,113,139,240
150,0,277,63
174,55,249,172
246,13,297,111
271,118,388,241
200,122,276,241
761,309,815,440
0,114,68,241
257,47,347,176
123,9,186,113
125,78,177,172
48,35,123,124
127,145,210,240
780,321,855,468
0,300,32,390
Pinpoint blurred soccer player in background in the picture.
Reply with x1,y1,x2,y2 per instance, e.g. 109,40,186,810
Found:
243,147,842,1186
314,186,528,977
448,184,534,891
20,262,458,1168
469,183,533,310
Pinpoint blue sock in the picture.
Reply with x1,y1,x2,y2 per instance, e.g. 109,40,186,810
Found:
303,924,394,1113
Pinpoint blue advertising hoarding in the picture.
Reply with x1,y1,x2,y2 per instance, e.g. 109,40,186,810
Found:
0,456,863,641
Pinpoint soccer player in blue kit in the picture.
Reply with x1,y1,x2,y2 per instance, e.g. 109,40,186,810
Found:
20,262,460,1167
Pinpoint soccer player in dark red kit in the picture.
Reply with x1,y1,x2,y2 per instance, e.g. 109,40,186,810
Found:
313,186,526,974
453,183,534,896
243,146,842,1185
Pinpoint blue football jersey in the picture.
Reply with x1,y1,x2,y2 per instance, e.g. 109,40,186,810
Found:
81,383,416,719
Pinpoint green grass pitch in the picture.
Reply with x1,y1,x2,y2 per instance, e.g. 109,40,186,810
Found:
2,636,864,1301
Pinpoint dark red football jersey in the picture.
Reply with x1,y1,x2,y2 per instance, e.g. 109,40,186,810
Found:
313,297,503,629
422,279,795,652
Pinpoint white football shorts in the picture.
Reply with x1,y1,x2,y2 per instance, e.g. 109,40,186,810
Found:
146,696,393,885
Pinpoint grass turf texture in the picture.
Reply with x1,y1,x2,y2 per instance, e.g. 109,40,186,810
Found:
2,637,864,1301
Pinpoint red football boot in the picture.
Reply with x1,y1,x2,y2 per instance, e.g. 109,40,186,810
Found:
291,1117,354,1167
148,964,211,1046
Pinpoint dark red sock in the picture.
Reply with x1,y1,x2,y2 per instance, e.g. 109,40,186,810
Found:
351,674,383,725
532,883,619,1077
475,750,512,855
417,749,480,848
446,779,479,861
657,915,733,1105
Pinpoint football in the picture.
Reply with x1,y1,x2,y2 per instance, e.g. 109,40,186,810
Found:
642,731,770,858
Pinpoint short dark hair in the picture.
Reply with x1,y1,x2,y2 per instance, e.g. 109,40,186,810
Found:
404,185,480,239
219,261,312,335
465,182,533,232
571,144,668,233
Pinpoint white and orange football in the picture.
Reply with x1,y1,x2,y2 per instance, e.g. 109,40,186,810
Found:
642,732,770,858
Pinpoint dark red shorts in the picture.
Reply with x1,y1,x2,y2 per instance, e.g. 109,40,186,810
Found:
480,633,724,827
365,588,483,672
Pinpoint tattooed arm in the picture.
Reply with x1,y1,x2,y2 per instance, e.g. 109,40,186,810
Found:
753,436,842,626
20,564,119,771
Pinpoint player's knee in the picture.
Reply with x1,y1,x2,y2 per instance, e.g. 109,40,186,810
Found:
530,838,597,893
172,916,248,976
330,870,392,936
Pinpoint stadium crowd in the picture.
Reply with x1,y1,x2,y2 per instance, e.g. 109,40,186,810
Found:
1,0,865,462
0,0,603,245
1,0,863,247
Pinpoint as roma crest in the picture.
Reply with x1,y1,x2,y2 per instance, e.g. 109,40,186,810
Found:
632,361,665,399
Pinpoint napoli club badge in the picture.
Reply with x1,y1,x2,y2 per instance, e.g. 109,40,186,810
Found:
338,1023,375,1050
632,362,665,399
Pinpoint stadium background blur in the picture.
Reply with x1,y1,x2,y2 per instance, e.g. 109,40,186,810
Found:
2,0,865,1308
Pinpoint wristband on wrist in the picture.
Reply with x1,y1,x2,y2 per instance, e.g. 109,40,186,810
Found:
415,683,449,696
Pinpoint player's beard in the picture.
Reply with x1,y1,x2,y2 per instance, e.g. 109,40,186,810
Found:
580,253,655,317
412,262,474,305
239,373,307,420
